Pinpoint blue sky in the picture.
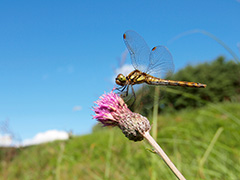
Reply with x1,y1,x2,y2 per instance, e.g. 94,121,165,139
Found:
0,0,239,143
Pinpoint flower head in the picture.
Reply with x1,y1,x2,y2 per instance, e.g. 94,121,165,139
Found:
93,90,151,141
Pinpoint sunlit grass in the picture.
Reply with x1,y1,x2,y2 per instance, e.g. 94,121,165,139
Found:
0,102,239,179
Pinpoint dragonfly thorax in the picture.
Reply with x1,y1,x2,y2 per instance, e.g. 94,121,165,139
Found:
115,74,127,86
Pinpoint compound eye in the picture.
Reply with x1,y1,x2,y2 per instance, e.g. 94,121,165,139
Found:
118,74,126,81
115,74,126,86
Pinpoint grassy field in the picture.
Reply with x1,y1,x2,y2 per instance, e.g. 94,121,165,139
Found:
0,102,240,180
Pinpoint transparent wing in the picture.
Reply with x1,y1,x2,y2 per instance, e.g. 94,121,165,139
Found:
147,45,175,79
123,30,150,72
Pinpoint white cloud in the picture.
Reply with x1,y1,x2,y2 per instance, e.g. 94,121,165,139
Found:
21,130,69,147
73,105,82,111
115,64,134,76
0,134,13,147
112,64,134,83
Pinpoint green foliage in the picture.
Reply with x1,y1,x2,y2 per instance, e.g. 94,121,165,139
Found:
132,56,240,115
1,102,240,179
174,57,239,102
92,122,105,133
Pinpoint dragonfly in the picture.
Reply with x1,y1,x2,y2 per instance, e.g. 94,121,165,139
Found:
115,30,206,104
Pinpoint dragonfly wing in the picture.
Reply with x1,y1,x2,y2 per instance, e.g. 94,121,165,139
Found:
147,45,175,79
120,84,149,112
129,84,166,114
123,30,150,72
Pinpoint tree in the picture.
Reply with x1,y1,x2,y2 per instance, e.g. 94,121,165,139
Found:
132,56,240,114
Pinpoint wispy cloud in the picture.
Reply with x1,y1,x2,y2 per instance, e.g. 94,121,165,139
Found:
67,65,74,73
0,134,12,147
21,130,69,147
42,74,49,80
73,105,82,111
112,64,134,83
42,64,74,80
57,65,74,74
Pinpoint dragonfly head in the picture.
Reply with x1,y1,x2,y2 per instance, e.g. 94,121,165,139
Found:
115,74,127,86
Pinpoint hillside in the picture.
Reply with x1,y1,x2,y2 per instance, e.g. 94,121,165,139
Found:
1,102,240,180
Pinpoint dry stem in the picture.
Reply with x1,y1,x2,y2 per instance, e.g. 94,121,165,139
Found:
143,131,186,180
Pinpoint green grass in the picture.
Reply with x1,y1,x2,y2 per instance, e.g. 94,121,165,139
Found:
1,102,240,180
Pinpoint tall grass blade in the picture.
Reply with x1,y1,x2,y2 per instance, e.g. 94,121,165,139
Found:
55,142,65,180
104,129,114,180
150,86,160,180
168,29,240,64
198,127,224,178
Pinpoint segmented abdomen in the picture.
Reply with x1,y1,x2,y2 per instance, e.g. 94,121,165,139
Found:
146,76,206,88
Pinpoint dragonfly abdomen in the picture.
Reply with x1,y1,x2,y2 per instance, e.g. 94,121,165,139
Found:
146,77,206,88
168,80,206,88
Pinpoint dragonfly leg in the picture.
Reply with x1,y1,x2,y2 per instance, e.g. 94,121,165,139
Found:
122,85,127,92
131,85,136,104
126,85,136,108
116,86,122,91
117,85,128,98
116,85,127,92
126,85,129,96
116,85,127,96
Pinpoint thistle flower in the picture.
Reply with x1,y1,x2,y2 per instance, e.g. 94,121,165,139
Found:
93,90,186,180
93,90,151,141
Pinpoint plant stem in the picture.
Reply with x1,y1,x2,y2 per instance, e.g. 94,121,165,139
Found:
56,142,65,180
151,86,160,180
198,127,224,177
104,129,114,180
143,131,186,180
